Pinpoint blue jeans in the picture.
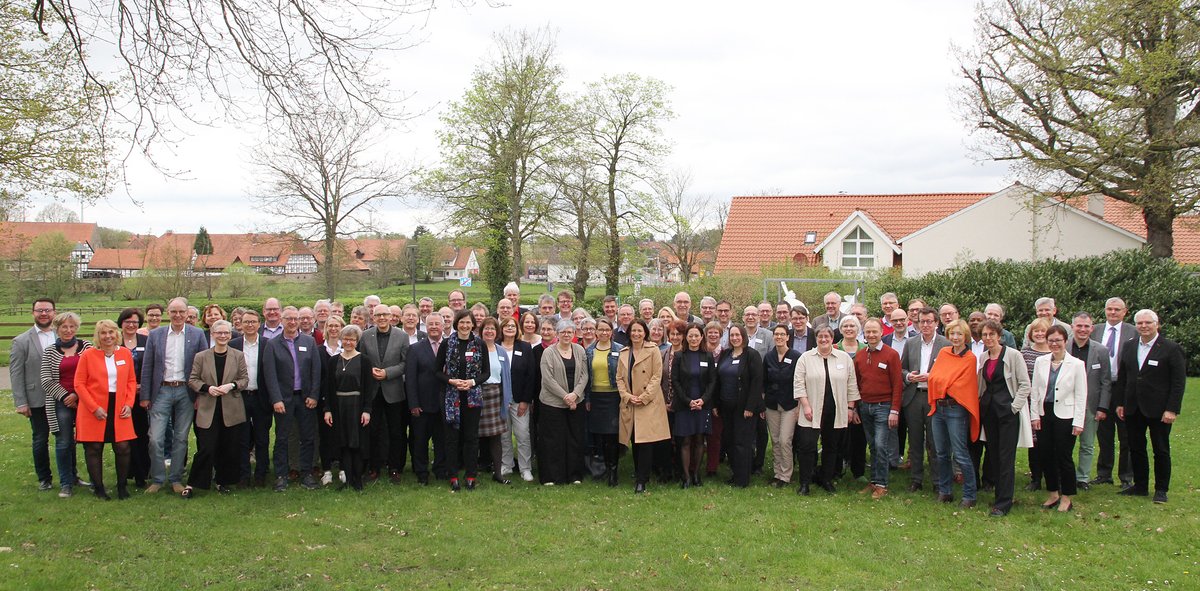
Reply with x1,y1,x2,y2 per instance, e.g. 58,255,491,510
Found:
149,385,194,485
273,393,317,478
53,400,79,486
29,406,52,484
931,400,976,501
859,402,893,487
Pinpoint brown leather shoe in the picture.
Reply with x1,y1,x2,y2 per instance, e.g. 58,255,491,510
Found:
171,483,185,494
907,482,923,492
960,499,977,509
937,493,953,503
872,486,888,500
145,484,162,494
860,484,876,494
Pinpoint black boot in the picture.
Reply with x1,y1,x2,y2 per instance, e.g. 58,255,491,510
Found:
607,465,618,487
94,485,111,501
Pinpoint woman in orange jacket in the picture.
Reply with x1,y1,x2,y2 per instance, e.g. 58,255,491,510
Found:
74,320,138,500
927,318,981,509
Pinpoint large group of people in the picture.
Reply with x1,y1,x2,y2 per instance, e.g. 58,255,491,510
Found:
8,286,1185,515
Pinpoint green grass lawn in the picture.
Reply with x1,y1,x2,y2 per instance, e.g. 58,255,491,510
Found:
0,386,1195,589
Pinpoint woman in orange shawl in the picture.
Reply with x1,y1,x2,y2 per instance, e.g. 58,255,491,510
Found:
927,318,980,509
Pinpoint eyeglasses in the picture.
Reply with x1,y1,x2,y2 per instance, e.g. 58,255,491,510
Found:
1046,338,1066,344
918,320,937,325
33,308,54,314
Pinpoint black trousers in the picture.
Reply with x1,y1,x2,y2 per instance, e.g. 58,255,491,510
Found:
981,409,1019,512
445,405,481,479
1125,409,1172,493
189,413,247,489
383,399,411,474
753,414,768,473
341,447,364,490
632,442,654,485
1096,412,1133,484
846,420,866,478
241,391,273,480
537,405,584,484
130,403,151,485
367,397,389,473
410,410,447,479
720,404,756,487
1039,401,1078,496
796,424,843,486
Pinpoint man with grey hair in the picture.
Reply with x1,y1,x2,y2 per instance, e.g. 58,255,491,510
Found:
418,297,435,331
983,303,1019,348
536,293,555,317
1021,297,1070,348
699,296,717,325
361,303,410,484
503,282,522,310
261,298,284,340
141,297,209,493
613,304,635,346
811,291,844,334
638,298,656,323
313,299,331,332
673,291,699,323
1093,296,1136,487
879,292,900,335
263,305,322,491
1114,309,1185,503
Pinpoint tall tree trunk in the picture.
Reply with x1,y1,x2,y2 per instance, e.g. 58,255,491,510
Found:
573,215,590,302
1143,207,1175,258
605,161,620,295
324,235,337,300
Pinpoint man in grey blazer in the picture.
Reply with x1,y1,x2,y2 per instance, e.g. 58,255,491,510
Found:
1068,312,1111,489
1093,297,1137,487
140,297,209,493
9,298,58,490
900,307,950,491
263,306,322,491
360,304,410,483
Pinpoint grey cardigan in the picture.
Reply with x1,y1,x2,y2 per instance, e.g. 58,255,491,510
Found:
976,345,1031,415
539,343,589,409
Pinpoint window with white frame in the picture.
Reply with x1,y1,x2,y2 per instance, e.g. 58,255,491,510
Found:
841,227,874,269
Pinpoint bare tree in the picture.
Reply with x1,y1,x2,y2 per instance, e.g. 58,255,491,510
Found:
544,155,605,300
653,170,714,284
580,74,674,293
33,202,80,223
29,0,441,160
958,0,1200,257
255,106,408,299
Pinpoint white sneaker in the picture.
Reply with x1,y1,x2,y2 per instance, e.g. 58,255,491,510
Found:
500,468,513,477
543,482,554,486
320,471,333,486
338,471,347,483
164,459,171,468
521,471,534,482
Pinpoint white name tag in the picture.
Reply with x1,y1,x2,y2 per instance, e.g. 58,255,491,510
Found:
115,359,126,366
753,338,762,344
298,346,308,352
465,351,474,358
836,364,845,370
1148,359,1159,367
732,359,740,365
513,350,523,357
878,362,888,370
135,347,144,352
499,357,506,363
783,358,793,365
700,361,709,367
611,351,620,357
1091,363,1101,370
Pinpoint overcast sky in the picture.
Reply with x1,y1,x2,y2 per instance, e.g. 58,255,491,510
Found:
30,0,1013,238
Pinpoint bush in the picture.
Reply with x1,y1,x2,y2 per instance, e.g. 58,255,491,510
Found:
868,249,1200,374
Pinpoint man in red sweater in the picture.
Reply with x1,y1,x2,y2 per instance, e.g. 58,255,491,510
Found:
854,318,904,499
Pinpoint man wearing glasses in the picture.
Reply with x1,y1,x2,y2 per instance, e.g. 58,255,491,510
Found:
900,307,950,492
10,299,58,490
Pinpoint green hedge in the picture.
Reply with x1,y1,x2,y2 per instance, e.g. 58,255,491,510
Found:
867,249,1200,375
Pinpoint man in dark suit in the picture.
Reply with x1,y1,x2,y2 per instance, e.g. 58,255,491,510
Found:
1068,312,1111,490
1114,309,1186,503
360,304,410,483
229,309,271,487
405,313,447,485
140,297,209,493
263,306,322,491
900,307,950,491
1092,297,1137,487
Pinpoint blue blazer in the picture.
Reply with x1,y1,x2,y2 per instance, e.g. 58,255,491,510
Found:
584,340,624,404
404,339,443,414
262,333,322,405
140,324,209,404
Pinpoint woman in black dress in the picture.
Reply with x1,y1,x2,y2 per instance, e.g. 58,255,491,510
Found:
322,325,376,490
671,323,715,488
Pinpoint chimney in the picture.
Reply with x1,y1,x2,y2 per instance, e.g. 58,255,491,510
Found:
1087,194,1105,218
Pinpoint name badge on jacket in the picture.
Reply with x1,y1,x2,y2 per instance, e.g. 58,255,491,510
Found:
298,346,308,352
783,358,793,365
465,351,474,358
878,362,888,369
836,364,845,370
1148,359,1159,367
700,361,709,367
513,351,523,357
1091,363,1101,370
116,359,126,366
732,359,740,365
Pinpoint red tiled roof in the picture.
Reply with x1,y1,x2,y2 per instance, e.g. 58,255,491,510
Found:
715,193,991,272
88,248,148,270
1062,195,1200,265
0,222,98,257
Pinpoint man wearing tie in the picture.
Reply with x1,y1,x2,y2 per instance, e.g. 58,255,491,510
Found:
1093,297,1136,487
1114,309,1185,504
263,306,322,491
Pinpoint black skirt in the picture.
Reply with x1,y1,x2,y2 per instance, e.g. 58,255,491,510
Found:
587,390,620,435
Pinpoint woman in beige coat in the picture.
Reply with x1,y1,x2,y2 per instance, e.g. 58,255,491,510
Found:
793,326,860,494
184,320,249,498
616,319,670,494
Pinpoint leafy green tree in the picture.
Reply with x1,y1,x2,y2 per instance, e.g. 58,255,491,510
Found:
1,0,111,210
579,74,674,293
423,27,574,287
959,0,1200,257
